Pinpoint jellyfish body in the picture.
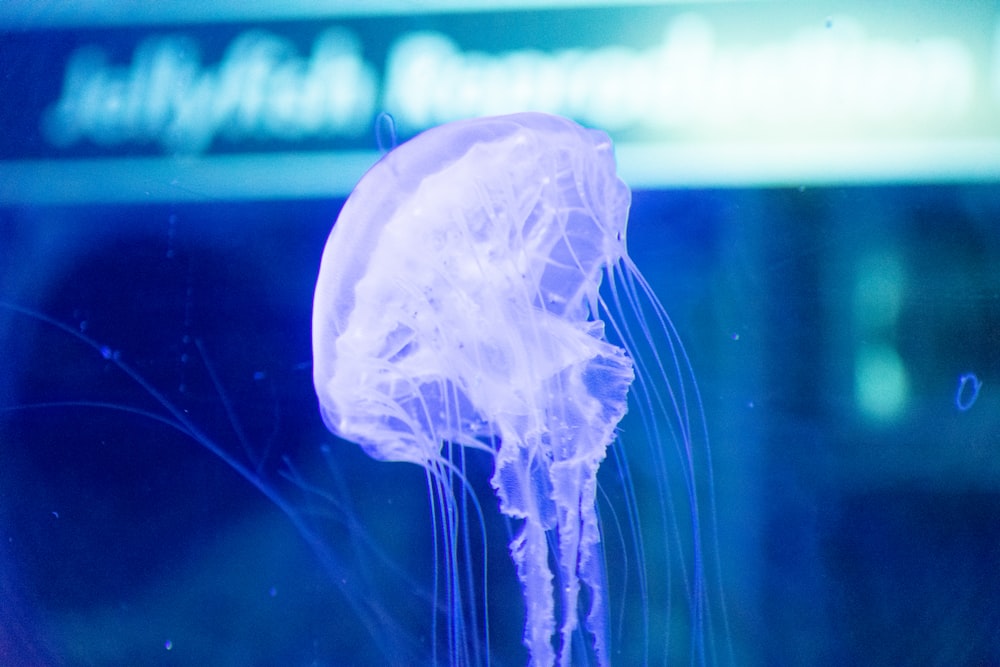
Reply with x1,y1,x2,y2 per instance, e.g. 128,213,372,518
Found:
313,113,708,666
312,113,633,664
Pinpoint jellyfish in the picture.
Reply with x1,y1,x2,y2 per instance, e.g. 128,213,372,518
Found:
313,112,723,665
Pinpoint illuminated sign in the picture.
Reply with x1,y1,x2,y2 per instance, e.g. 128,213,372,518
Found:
1,2,999,203
43,29,378,154
384,16,976,137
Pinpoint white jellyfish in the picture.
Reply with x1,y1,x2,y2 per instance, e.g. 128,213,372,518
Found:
312,112,722,666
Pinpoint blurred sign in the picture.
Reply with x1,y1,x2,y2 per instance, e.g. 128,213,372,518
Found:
1,2,998,202
41,29,378,154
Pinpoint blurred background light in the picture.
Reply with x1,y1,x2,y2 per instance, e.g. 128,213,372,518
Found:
2,1,998,203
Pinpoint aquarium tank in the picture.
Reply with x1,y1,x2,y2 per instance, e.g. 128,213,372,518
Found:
2,2,999,665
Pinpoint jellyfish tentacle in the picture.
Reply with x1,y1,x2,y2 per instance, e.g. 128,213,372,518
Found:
552,347,632,667
510,512,557,667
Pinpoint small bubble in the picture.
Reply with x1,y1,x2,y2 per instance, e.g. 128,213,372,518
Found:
955,372,982,411
269,586,277,597
375,111,398,153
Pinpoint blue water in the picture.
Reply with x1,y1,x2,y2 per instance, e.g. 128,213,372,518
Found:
3,183,1000,665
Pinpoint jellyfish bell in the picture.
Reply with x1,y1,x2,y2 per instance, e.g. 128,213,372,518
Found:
311,112,630,459
313,112,724,666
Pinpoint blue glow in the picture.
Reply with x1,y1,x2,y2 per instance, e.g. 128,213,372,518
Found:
955,372,982,412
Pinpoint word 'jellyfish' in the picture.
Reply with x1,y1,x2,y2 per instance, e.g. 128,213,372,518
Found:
313,113,719,665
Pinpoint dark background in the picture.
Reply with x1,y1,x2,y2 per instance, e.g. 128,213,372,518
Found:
3,183,999,666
